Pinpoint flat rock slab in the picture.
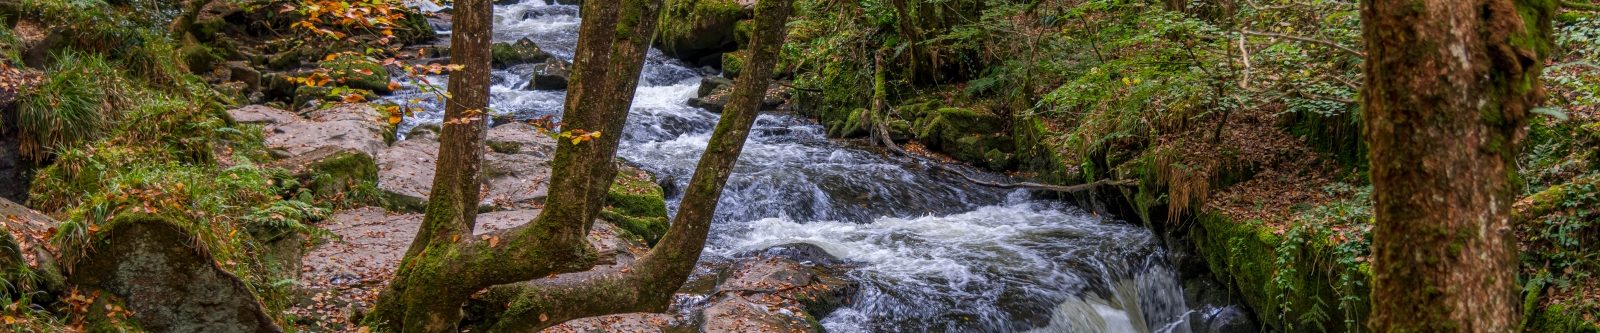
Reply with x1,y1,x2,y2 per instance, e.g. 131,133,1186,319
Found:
378,122,556,212
229,104,390,159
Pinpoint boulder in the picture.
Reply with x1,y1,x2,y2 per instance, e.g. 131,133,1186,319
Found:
697,243,859,332
697,76,734,98
491,38,552,68
321,55,393,94
600,165,669,244
700,294,813,333
653,0,748,62
67,216,282,333
1,198,65,296
527,58,571,91
263,104,389,159
269,146,380,200
378,122,555,212
686,79,786,114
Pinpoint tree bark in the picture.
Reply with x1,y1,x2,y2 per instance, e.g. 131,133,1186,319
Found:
473,1,795,331
367,0,494,329
1361,0,1554,331
535,0,663,247
366,1,670,332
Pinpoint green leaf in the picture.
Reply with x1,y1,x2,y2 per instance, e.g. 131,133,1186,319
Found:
1532,107,1570,121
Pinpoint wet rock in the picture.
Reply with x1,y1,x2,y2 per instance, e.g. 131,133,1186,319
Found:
225,61,262,91
1194,305,1258,333
687,80,786,114
68,217,282,333
262,104,389,159
697,243,858,332
687,93,728,113
527,58,572,91
378,122,555,212
698,76,734,98
491,38,552,68
700,294,813,333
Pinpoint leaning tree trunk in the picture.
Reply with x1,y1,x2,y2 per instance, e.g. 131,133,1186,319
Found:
473,0,795,331
1361,0,1554,331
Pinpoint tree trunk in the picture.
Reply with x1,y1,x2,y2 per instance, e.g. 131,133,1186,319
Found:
366,1,670,332
1360,0,1554,331
473,1,795,330
367,0,494,329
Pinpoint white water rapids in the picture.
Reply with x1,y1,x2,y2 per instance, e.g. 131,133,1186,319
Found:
389,1,1200,331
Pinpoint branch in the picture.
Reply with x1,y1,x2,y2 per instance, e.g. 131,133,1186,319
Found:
1241,30,1366,58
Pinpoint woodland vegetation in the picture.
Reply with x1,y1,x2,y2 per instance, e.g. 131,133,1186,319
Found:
0,0,1597,331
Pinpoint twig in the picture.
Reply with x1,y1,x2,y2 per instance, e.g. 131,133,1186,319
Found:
1241,30,1366,58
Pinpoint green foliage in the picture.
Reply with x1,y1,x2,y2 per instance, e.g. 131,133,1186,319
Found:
15,52,117,161
243,200,333,242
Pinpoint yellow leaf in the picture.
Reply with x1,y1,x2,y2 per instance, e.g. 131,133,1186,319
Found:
389,115,403,125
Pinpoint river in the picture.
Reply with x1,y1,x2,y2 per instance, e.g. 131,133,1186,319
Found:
391,1,1197,332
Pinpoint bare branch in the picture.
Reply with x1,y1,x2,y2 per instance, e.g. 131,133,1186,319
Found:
1241,30,1366,58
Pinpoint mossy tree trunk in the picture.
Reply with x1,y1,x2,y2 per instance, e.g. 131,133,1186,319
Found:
1360,0,1554,331
367,0,796,332
472,0,794,331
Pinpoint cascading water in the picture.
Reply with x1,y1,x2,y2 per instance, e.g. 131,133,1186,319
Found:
392,1,1197,331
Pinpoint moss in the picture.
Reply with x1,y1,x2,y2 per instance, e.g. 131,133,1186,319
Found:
1528,303,1600,333
1190,213,1371,332
655,0,746,58
722,50,746,78
490,39,551,67
303,149,380,204
321,55,392,93
601,167,669,245
180,43,221,73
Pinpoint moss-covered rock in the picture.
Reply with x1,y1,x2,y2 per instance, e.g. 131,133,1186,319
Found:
722,49,747,78
655,0,748,62
320,55,392,94
601,166,669,245
490,38,551,68
913,107,1016,170
1190,213,1370,332
270,146,379,205
66,215,281,333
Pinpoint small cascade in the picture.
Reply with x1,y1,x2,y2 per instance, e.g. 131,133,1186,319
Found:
392,1,1196,331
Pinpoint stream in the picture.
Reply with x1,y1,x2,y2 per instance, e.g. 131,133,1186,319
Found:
392,1,1198,332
